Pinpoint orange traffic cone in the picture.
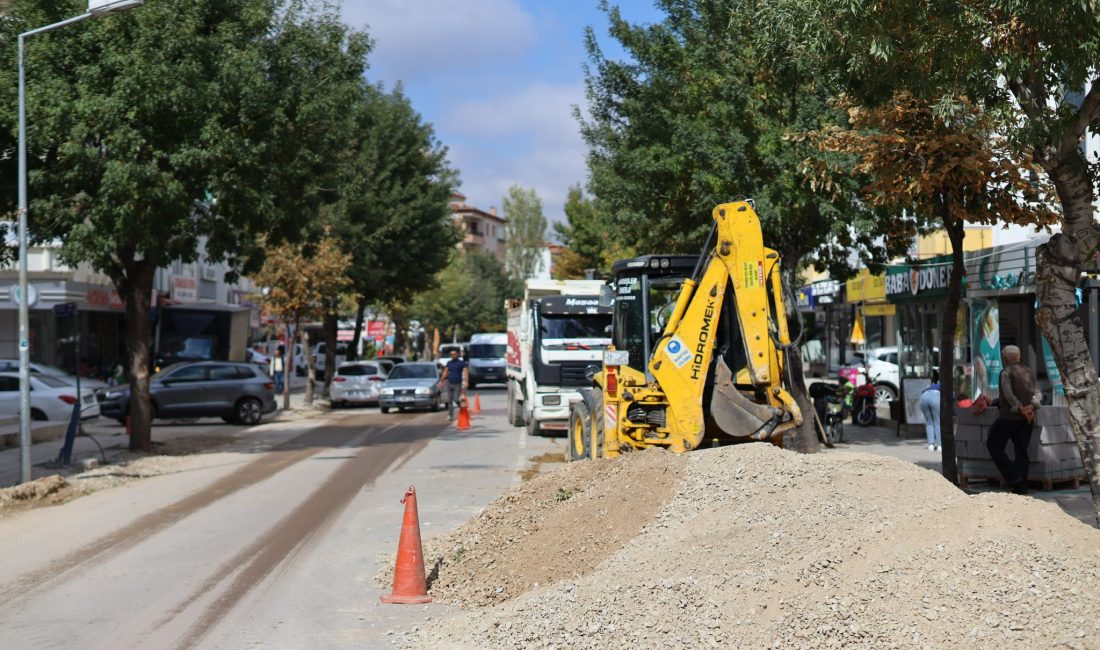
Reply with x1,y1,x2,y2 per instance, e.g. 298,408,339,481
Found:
456,399,471,430
381,486,432,604
472,393,481,415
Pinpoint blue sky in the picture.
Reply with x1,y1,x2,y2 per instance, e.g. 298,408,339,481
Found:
339,1,665,225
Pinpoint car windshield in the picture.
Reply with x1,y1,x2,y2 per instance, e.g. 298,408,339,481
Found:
470,344,506,359
388,364,436,380
35,375,71,389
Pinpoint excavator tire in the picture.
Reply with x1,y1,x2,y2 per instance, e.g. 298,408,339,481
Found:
568,401,591,461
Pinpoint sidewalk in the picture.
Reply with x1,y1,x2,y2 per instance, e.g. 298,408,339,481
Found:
832,418,1097,527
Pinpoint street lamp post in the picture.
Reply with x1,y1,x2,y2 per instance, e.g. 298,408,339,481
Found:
17,0,144,484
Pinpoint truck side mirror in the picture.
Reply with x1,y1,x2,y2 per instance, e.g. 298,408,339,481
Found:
598,284,614,308
585,364,600,381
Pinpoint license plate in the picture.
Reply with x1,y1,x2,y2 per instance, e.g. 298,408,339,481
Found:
397,396,414,402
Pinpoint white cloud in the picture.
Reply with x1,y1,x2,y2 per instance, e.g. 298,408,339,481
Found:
341,0,536,81
442,83,589,225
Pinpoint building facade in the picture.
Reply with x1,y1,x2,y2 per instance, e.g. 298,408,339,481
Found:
450,193,507,260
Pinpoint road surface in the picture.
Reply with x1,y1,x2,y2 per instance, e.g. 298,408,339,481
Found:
0,388,561,648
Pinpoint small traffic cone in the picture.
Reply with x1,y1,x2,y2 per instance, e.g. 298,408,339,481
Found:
456,399,471,430
472,393,481,415
381,486,432,604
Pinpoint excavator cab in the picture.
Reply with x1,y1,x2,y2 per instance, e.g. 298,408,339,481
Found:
569,200,802,460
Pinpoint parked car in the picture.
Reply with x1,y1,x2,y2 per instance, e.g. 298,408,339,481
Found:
97,361,276,425
296,342,347,377
330,361,388,407
468,333,507,388
246,348,270,367
0,372,100,422
378,362,441,413
0,359,109,390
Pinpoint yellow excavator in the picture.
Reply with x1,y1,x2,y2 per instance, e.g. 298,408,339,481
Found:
568,200,802,460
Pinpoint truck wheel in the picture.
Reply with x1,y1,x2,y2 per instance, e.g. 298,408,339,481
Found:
509,382,526,427
568,402,591,461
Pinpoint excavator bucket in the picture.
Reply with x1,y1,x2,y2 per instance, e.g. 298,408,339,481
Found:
709,357,781,442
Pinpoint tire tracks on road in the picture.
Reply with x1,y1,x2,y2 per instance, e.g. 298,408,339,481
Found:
164,415,446,649
0,412,410,606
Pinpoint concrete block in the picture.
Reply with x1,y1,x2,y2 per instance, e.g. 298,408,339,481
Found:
30,422,66,444
955,424,982,442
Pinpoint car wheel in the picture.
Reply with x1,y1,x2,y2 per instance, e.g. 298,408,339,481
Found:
31,408,47,421
381,407,390,414
526,416,540,437
235,398,263,426
875,383,898,403
430,398,440,412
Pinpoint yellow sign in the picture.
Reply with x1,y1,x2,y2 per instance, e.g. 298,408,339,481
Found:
846,269,886,302
863,303,896,316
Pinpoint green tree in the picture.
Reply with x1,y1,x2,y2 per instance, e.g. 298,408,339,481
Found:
553,184,630,279
503,185,548,283
326,82,459,361
0,0,370,450
411,251,515,343
582,1,908,449
757,0,1100,519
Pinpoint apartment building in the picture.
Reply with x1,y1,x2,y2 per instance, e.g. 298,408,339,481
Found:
450,193,506,260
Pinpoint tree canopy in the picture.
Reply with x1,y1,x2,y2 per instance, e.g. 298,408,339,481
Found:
502,184,548,283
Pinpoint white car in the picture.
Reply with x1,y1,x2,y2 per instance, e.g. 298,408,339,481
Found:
0,372,100,422
0,359,108,390
852,347,899,403
330,361,388,407
296,342,347,377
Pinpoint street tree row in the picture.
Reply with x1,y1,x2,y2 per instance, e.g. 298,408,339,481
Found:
0,0,458,451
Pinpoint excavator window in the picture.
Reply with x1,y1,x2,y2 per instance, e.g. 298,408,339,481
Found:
613,273,682,375
716,284,751,385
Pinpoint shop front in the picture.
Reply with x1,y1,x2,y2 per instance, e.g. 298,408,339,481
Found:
844,269,896,352
885,255,963,424
797,278,848,377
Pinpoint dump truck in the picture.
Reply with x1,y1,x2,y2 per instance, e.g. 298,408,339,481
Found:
506,280,613,436
568,200,802,459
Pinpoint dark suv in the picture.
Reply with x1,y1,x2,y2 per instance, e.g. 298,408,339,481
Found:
98,361,277,425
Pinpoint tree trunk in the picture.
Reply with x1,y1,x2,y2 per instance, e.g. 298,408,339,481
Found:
1035,157,1100,524
938,217,964,485
391,306,408,355
349,297,367,361
302,328,314,404
322,312,338,398
282,319,292,411
114,261,156,452
780,258,820,452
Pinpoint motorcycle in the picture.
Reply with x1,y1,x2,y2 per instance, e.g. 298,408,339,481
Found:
811,382,848,445
853,373,878,427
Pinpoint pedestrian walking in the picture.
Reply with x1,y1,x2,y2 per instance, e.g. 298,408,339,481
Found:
986,345,1042,494
439,348,468,421
918,372,942,451
270,346,285,395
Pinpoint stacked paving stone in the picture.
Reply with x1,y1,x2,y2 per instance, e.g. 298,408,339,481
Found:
955,406,1084,489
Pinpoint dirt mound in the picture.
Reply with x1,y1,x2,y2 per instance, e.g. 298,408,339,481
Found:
382,447,686,607
407,444,1100,649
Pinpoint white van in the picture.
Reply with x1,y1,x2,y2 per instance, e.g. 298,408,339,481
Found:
468,333,507,388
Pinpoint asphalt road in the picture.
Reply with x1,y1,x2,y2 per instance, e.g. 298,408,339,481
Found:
0,388,562,649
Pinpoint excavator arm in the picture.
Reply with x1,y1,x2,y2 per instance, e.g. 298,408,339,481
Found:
648,201,802,450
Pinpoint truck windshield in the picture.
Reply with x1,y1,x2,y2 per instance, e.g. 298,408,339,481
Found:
470,344,506,359
540,315,611,343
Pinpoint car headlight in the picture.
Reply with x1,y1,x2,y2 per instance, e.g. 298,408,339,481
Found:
105,391,125,400
381,388,394,396
415,387,431,395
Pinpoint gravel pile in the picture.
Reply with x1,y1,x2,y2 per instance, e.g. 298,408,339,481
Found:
404,444,1100,649
380,447,686,607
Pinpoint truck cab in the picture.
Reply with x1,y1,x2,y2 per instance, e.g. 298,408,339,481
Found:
507,292,613,435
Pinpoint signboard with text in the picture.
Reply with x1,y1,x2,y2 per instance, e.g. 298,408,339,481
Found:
885,255,960,302
172,276,197,303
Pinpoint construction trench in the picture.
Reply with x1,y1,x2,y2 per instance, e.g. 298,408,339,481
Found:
382,443,1100,649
